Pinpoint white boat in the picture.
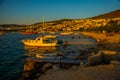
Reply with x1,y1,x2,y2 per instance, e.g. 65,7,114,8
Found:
36,51,79,59
22,35,58,47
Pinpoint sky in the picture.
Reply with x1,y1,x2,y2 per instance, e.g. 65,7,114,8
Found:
0,0,120,25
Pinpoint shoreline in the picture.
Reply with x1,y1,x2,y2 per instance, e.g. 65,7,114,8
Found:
37,32,120,80
21,32,120,80
81,32,120,51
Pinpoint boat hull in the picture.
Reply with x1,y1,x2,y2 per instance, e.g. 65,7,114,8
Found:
22,40,58,47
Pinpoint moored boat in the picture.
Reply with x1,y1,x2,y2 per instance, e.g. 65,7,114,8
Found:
22,35,58,47
61,32,73,36
21,31,38,34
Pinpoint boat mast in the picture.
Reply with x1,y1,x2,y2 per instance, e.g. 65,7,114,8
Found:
42,17,44,36
26,18,28,32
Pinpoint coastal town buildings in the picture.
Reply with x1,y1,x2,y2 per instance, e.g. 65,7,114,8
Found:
0,18,120,32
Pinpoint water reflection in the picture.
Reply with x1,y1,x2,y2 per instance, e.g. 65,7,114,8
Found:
24,46,58,56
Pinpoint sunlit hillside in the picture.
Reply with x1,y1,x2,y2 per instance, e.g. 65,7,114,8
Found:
92,10,120,19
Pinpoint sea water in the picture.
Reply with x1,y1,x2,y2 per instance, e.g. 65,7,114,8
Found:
0,32,97,80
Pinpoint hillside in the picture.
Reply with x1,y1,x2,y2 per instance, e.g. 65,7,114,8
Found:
92,10,120,19
32,19,73,25
32,10,120,25
1,10,120,32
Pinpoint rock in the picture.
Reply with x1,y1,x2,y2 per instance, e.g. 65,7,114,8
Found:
87,50,120,66
87,52,102,65
42,63,52,72
101,50,120,62
69,66,78,70
110,60,120,65
24,60,34,71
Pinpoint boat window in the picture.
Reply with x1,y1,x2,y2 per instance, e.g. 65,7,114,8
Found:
43,38,56,43
36,38,40,40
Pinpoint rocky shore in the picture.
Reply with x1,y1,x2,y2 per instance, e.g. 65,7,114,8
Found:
39,61,120,80
81,32,120,51
22,32,120,80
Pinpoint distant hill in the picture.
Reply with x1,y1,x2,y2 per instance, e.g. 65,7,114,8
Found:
91,10,120,19
32,18,73,25
1,10,120,29
0,24,26,27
